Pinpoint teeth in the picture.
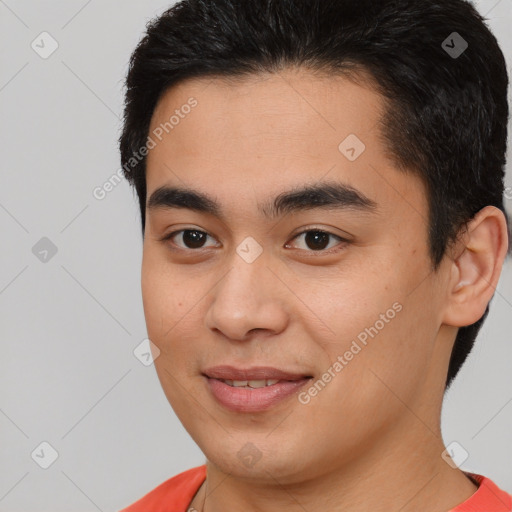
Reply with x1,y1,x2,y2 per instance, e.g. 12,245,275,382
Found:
248,379,266,388
222,379,280,388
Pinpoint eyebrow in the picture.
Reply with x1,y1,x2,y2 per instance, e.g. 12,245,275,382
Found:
146,180,378,221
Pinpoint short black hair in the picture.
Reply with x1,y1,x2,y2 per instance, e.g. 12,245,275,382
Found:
119,0,510,390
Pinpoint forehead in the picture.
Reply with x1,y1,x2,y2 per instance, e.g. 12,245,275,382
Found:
145,68,426,222
148,68,383,164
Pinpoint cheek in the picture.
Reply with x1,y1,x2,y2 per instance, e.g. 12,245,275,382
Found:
141,248,211,380
141,250,187,345
313,264,435,393
337,297,437,420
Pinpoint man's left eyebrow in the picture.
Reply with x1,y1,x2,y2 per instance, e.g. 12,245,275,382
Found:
146,180,378,220
262,181,378,218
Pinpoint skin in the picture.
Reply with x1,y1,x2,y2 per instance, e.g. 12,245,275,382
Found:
141,67,508,512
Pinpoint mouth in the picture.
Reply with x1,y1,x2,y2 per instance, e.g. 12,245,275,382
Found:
202,365,312,382
202,365,313,412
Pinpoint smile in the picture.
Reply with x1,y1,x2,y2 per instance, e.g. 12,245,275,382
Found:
220,379,280,388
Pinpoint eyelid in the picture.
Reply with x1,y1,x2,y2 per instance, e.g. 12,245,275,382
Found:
160,225,351,253
289,224,352,242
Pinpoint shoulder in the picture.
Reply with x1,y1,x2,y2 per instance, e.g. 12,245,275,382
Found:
119,465,207,512
451,473,512,512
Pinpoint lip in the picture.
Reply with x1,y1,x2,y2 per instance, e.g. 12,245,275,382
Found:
203,365,313,413
203,365,311,381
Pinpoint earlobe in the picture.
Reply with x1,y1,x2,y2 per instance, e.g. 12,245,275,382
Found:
442,206,509,327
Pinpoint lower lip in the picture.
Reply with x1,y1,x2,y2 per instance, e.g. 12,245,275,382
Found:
205,377,311,413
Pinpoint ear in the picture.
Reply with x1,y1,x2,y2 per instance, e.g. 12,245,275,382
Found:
442,206,509,327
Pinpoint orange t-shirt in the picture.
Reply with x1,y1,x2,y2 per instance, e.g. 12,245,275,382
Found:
119,465,512,512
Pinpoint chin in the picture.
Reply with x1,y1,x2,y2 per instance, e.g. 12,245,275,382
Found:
198,434,316,483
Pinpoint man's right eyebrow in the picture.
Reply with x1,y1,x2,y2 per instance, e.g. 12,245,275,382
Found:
146,181,378,221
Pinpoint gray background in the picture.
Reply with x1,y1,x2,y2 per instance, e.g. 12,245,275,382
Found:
0,1,511,510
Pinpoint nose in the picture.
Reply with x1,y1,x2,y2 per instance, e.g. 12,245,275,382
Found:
204,251,289,342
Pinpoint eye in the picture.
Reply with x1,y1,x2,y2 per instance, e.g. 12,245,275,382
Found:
285,229,348,253
161,228,219,250
160,227,349,254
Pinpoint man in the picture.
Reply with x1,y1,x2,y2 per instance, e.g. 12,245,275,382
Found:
118,0,511,510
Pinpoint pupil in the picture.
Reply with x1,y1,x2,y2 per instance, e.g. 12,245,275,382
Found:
305,231,329,250
183,230,206,249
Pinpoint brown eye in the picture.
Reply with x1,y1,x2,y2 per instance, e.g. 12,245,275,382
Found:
303,231,331,250
287,229,347,253
163,229,218,250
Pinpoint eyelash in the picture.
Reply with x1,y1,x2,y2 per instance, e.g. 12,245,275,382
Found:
159,227,349,255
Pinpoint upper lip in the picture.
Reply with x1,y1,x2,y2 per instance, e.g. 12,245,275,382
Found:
203,365,311,381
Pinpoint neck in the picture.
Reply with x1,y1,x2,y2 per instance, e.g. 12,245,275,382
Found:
191,418,477,512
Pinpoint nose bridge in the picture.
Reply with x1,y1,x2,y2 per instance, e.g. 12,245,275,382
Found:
205,244,288,340
221,233,270,301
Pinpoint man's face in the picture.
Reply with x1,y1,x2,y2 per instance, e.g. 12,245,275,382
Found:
142,69,453,482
